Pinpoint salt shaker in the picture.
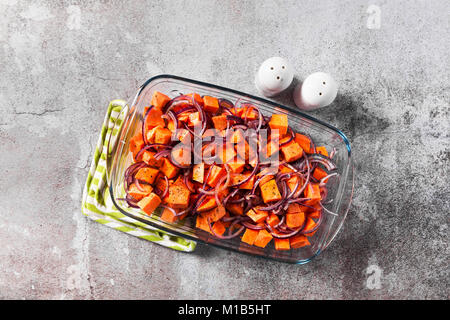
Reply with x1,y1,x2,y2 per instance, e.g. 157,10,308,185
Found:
293,72,338,110
255,57,294,97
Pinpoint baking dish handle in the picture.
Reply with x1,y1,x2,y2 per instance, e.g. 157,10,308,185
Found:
105,99,130,184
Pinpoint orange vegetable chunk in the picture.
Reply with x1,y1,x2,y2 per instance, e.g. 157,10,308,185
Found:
246,208,268,224
159,158,179,179
150,91,171,110
164,178,191,209
212,115,228,131
281,141,303,162
290,234,310,248
268,114,288,136
206,165,226,187
202,96,220,113
138,193,162,215
135,167,159,185
241,228,259,246
260,179,282,203
254,229,273,248
128,183,153,201
274,238,290,250
286,211,305,229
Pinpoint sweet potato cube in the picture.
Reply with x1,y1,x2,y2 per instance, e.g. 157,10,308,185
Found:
197,196,217,213
202,96,219,113
138,193,161,215
260,179,282,203
274,238,290,251
128,183,153,201
154,127,172,145
212,115,228,131
253,229,273,248
195,214,210,232
202,205,226,222
230,172,255,190
268,114,288,136
129,133,144,158
187,93,204,106
188,112,202,127
192,163,205,183
159,158,179,179
206,165,226,187
211,220,226,236
150,91,171,110
281,141,303,162
290,234,310,248
294,133,312,153
144,107,165,130
266,213,280,227
305,183,321,203
303,217,318,236
246,208,268,224
238,105,258,120
160,207,180,223
226,203,244,216
135,167,159,185
241,228,259,246
138,150,162,167
286,211,305,229
165,178,191,209
316,146,329,157
313,167,329,182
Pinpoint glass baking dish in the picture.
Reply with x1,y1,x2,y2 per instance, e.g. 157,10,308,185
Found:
108,74,354,264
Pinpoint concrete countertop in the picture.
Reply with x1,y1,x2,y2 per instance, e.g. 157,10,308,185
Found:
0,0,448,299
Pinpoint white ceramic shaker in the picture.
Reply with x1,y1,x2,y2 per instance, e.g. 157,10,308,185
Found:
255,57,294,97
293,72,338,110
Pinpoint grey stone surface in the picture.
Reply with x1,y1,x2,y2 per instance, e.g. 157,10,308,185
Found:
0,0,448,299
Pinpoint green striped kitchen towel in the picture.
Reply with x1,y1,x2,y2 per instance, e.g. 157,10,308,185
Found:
81,99,196,252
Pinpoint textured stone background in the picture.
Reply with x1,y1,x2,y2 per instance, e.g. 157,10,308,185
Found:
0,0,448,299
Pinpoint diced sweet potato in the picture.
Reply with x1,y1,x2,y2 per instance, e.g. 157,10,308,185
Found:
290,234,310,248
144,107,165,130
203,96,219,113
137,150,162,167
226,202,244,216
294,133,312,153
260,179,282,203
138,193,161,215
128,183,153,201
316,146,329,157
230,172,255,189
197,196,217,212
241,228,259,246
304,183,321,204
218,145,236,164
176,128,192,145
274,238,290,250
303,217,317,236
281,141,303,162
188,112,202,127
150,91,171,110
313,167,329,182
154,127,172,145
266,213,280,227
211,220,226,236
187,93,204,106
164,177,191,209
246,208,268,224
253,229,273,248
212,115,228,131
129,133,144,159
227,158,245,173
268,114,288,136
160,207,180,223
202,205,226,222
135,167,159,185
206,165,226,187
286,211,305,229
195,214,210,232
192,163,205,183
159,158,179,179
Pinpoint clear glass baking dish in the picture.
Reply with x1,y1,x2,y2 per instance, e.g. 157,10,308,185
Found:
108,74,354,264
